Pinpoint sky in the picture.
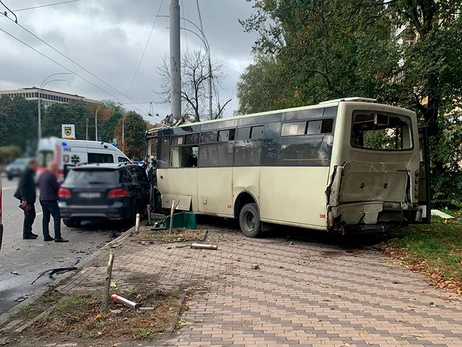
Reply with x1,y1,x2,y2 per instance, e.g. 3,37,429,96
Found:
0,0,258,122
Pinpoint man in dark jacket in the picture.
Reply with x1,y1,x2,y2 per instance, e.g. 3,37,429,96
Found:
37,162,68,243
15,159,38,240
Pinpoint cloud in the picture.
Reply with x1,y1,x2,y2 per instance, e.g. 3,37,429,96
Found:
0,0,258,120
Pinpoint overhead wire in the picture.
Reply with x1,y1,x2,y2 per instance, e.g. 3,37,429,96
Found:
13,0,80,12
0,27,151,116
126,0,164,95
0,0,17,22
195,0,205,35
2,13,151,114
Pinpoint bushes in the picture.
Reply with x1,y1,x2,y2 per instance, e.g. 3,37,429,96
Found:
431,171,462,209
0,145,22,164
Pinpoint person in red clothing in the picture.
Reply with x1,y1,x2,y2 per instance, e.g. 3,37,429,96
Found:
37,162,68,243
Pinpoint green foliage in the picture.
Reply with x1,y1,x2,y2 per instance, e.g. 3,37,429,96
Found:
114,112,147,159
42,102,95,140
0,145,22,163
0,95,38,150
238,0,399,114
99,108,123,143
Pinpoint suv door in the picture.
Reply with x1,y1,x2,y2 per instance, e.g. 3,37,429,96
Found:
129,166,150,206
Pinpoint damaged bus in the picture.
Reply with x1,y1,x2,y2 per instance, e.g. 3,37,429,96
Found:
146,98,429,237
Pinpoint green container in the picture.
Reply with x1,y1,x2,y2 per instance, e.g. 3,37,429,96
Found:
164,212,197,230
184,212,197,229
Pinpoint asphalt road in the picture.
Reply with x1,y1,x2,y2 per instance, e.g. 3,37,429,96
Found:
0,177,122,315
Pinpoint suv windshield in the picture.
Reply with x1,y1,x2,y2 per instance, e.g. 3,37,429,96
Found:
64,169,120,185
351,112,413,151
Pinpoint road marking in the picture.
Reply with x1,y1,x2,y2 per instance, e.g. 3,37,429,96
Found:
37,212,43,216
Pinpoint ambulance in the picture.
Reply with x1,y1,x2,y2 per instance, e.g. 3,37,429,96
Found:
37,137,130,182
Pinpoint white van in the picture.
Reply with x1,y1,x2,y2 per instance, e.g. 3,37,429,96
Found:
37,137,130,182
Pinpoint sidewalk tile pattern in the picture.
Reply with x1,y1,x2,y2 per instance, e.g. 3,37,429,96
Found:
59,228,462,347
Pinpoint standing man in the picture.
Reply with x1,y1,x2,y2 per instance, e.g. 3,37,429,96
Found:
38,162,68,243
15,159,39,240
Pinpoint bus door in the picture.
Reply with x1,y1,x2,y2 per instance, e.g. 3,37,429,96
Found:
418,125,431,223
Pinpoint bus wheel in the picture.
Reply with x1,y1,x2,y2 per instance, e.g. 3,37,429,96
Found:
239,203,261,238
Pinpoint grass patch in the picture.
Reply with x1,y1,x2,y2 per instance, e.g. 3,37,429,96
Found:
381,217,462,294
24,288,185,343
5,290,63,325
135,227,206,243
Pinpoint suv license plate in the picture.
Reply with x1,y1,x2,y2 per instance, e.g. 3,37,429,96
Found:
80,192,100,198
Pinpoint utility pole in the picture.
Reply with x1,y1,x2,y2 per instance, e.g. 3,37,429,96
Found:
86,118,89,140
170,0,181,121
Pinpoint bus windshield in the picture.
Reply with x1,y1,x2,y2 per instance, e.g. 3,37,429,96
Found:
351,112,413,151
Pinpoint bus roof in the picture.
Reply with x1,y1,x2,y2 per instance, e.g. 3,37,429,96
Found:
147,97,411,134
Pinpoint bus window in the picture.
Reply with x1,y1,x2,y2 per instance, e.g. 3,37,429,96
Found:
307,119,334,135
351,113,413,150
199,143,233,167
201,131,218,143
88,153,114,163
159,137,170,168
148,137,158,158
171,145,198,167
282,122,305,136
278,135,332,166
185,133,199,144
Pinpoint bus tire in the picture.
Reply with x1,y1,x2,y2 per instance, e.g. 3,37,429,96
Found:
239,203,261,238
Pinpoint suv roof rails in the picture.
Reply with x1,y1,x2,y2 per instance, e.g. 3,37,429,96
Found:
319,97,377,104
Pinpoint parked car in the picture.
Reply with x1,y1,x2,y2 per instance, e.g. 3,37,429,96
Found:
5,158,31,180
58,163,150,227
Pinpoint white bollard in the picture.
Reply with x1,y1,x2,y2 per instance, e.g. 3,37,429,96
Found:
135,213,140,232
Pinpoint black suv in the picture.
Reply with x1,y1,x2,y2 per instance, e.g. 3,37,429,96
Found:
58,163,150,227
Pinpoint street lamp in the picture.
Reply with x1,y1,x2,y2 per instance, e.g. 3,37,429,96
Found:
160,15,213,119
38,73,71,140
94,102,105,141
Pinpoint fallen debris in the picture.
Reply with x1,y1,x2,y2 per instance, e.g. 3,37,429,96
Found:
111,294,140,309
10,271,20,276
31,267,78,285
190,243,218,250
251,264,260,270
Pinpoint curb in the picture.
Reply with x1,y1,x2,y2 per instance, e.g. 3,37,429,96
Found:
0,225,136,326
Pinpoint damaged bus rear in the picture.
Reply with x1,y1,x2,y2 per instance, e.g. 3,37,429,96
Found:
326,99,422,233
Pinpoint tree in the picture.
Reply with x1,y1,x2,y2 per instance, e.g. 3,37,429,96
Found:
238,0,399,114
385,0,462,176
42,101,95,140
0,95,38,150
239,0,462,175
99,111,122,144
114,112,147,159
157,49,232,122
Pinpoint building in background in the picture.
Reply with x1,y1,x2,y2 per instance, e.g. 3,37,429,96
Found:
0,87,99,108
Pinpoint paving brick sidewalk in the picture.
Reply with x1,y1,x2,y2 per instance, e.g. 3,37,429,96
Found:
53,227,462,346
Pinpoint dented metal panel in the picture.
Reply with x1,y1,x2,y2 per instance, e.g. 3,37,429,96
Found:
161,194,191,211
